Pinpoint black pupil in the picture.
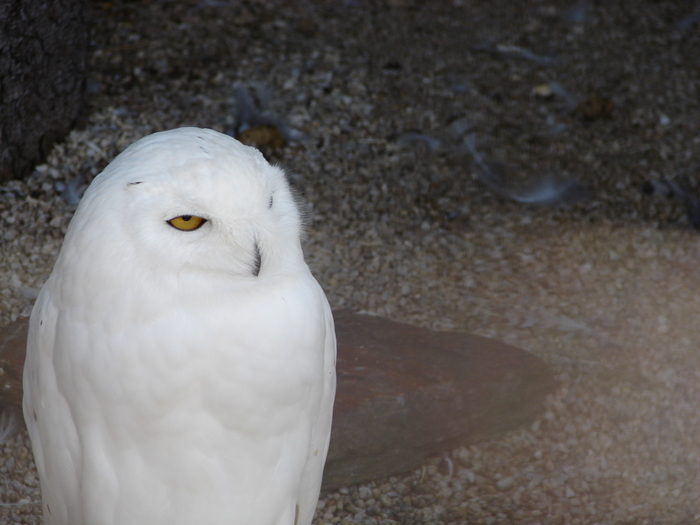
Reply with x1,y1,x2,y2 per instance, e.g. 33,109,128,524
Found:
181,215,192,221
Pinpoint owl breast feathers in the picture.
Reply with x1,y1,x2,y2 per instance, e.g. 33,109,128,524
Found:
22,127,336,525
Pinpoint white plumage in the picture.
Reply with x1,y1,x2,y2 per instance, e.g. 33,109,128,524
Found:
22,128,336,525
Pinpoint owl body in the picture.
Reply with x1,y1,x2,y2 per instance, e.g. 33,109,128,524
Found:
23,128,336,525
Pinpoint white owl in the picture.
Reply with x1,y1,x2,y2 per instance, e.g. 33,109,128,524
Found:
22,128,336,525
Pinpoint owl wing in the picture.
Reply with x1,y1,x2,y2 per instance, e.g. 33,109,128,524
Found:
295,291,336,525
23,283,84,525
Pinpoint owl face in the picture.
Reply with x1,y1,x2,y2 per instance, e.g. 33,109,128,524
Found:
61,129,305,286
48,128,309,326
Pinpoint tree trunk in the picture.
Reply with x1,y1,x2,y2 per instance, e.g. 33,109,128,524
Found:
0,0,90,182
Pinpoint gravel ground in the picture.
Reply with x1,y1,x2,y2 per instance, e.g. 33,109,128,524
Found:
2,0,700,523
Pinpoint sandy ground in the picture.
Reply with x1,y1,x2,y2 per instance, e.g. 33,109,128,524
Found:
1,0,700,523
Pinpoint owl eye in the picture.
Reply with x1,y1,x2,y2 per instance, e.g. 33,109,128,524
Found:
167,215,207,231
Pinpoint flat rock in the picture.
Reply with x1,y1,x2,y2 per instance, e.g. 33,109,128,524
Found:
0,311,556,490
323,310,556,489
0,317,28,408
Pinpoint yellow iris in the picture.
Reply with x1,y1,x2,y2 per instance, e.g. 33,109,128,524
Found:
167,215,206,231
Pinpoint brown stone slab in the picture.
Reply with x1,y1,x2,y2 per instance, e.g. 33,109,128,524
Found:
322,310,556,489
0,317,28,408
0,311,557,490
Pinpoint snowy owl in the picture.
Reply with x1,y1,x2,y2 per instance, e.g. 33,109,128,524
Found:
22,128,337,525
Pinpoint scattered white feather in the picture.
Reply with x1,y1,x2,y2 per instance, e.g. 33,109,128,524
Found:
396,133,442,153
232,84,305,142
0,408,18,443
463,134,590,206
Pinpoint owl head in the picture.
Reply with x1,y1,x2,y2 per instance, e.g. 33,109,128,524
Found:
52,128,307,317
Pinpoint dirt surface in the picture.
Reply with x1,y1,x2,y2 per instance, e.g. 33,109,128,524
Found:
1,0,700,523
